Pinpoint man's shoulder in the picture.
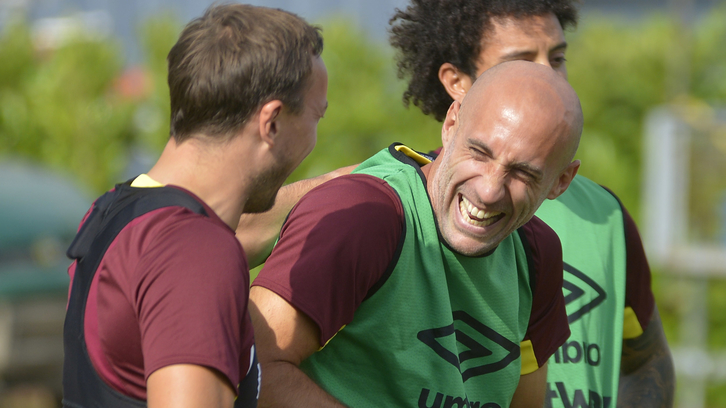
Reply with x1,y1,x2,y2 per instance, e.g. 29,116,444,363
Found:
127,204,230,241
558,174,621,207
519,215,559,243
517,216,563,284
114,204,243,276
77,185,235,262
278,173,405,258
293,173,403,219
536,175,623,228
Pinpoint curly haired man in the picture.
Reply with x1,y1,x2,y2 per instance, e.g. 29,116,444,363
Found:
389,1,674,407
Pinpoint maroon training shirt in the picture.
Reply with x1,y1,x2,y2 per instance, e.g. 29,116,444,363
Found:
68,187,255,400
254,174,569,366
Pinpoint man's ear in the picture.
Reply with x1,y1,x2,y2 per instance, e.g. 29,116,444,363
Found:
439,63,474,102
441,101,461,148
547,160,580,200
258,100,284,146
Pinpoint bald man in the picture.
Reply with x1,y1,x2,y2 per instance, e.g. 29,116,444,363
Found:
250,61,582,408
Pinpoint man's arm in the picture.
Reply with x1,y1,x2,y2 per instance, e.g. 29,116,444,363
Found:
510,363,548,408
147,364,236,408
249,286,347,408
249,174,403,406
618,306,675,408
514,217,570,408
236,165,356,268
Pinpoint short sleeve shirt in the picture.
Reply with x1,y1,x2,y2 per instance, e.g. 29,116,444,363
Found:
254,174,568,367
68,184,255,400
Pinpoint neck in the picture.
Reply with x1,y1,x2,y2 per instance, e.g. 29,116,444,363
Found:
421,157,438,192
147,136,254,229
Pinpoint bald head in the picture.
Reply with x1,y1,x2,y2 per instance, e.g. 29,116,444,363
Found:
461,60,582,169
428,60,582,256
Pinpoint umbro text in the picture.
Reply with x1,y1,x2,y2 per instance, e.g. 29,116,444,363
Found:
552,341,601,366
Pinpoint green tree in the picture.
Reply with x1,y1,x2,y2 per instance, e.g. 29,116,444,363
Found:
288,18,441,182
134,13,182,153
0,20,136,193
566,13,672,220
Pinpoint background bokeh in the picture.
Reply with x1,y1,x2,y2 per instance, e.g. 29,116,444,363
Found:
0,0,725,407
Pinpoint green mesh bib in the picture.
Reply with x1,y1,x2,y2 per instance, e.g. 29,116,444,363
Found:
535,175,627,408
301,144,534,408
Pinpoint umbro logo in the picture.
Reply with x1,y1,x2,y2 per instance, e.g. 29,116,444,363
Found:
417,310,519,382
563,262,606,324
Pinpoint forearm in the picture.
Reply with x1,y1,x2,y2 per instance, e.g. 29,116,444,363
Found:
237,165,356,268
258,360,347,408
250,286,349,408
618,356,674,407
617,308,675,408
510,363,547,408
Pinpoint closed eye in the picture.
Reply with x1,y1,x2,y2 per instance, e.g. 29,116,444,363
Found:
467,138,493,159
469,147,489,159
511,164,542,183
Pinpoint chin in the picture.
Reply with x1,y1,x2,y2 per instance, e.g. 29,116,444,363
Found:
243,193,277,214
446,237,498,257
463,246,497,257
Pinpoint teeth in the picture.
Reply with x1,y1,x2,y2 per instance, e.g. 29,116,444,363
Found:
459,196,501,227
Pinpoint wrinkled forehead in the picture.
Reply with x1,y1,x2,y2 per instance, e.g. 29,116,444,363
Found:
460,60,581,150
460,89,578,167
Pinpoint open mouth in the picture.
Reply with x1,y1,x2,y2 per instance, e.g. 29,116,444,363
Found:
459,195,504,227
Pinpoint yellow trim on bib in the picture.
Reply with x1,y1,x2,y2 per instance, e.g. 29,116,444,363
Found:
520,339,539,374
318,325,346,351
130,174,164,188
394,145,432,166
622,306,644,339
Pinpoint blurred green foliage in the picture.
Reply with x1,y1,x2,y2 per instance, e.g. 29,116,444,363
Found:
287,18,442,182
567,7,726,228
566,14,673,220
2,6,726,405
135,12,180,154
0,20,136,193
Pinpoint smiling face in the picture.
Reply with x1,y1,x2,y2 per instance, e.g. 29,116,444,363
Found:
427,61,581,256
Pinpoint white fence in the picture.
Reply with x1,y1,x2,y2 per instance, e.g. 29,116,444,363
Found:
643,106,726,408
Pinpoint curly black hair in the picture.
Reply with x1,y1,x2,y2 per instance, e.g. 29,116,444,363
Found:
389,0,579,121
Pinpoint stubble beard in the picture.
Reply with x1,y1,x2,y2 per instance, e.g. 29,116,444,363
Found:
243,162,289,214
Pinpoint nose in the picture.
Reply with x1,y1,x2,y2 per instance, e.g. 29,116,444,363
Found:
533,54,567,80
474,164,507,206
534,54,551,69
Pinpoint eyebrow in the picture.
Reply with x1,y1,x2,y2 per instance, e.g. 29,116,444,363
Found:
500,41,568,60
468,138,493,156
467,138,544,180
511,161,544,181
551,41,568,53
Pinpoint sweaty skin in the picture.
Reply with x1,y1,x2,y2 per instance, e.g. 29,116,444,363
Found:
425,61,582,257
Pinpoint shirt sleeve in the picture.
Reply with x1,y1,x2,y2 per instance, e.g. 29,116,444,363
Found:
599,186,656,338
518,216,570,373
252,174,405,346
621,204,655,338
132,210,250,390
